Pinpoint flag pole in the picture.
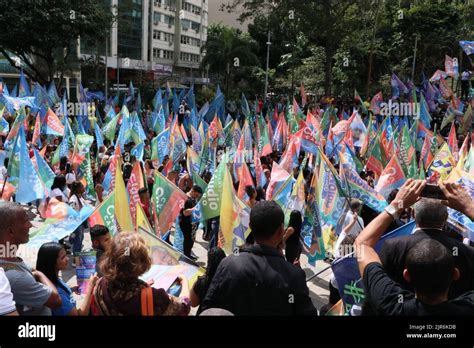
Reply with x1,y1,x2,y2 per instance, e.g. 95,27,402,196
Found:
1,175,8,199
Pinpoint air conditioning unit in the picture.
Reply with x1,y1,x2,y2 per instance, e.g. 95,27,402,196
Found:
164,5,168,10
168,40,173,46
168,22,172,28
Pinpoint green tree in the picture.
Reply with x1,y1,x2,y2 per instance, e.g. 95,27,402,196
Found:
0,0,115,86
201,24,260,96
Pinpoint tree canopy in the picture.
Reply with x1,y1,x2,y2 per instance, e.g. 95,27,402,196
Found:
0,0,115,86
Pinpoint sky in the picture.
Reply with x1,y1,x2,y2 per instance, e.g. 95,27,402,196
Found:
207,0,249,32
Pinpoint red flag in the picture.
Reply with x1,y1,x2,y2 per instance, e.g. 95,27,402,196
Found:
300,83,307,107
108,144,121,194
237,162,254,200
254,148,265,187
44,108,65,136
419,135,434,168
32,114,41,146
447,123,459,162
370,92,383,114
127,161,145,227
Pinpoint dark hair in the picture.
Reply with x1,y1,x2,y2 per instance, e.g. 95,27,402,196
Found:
255,186,265,201
205,247,226,280
90,225,110,241
249,201,284,240
405,239,454,295
69,181,84,198
59,156,68,167
245,185,256,198
51,175,66,191
288,210,302,233
93,171,104,186
192,185,203,195
36,242,67,291
138,187,148,195
350,199,362,210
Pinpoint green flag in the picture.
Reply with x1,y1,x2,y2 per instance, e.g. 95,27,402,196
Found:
199,156,227,220
103,113,120,142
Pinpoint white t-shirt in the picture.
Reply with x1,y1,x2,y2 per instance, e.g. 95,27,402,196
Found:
342,211,364,236
65,173,76,185
0,268,16,315
51,188,68,202
69,194,87,212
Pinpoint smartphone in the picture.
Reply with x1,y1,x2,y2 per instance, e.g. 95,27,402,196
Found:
420,184,446,200
167,280,182,297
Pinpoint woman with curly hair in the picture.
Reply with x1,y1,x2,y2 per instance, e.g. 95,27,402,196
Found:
90,233,191,316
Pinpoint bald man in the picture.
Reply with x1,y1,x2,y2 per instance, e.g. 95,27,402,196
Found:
0,202,61,315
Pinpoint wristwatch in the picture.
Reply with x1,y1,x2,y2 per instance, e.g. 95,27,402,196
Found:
384,204,401,220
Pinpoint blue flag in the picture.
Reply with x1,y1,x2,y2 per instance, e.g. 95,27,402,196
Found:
331,220,415,314
95,124,104,149
19,70,30,97
131,142,144,163
13,128,45,203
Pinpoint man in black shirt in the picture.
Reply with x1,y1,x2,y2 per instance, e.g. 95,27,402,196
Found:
180,185,203,259
200,201,317,315
355,179,474,315
380,186,474,299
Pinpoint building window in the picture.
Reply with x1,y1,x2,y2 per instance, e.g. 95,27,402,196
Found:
191,21,200,32
163,0,176,10
163,32,173,43
153,12,160,25
180,35,200,47
153,30,160,40
183,2,201,15
162,14,174,26
153,48,160,58
180,52,200,63
163,50,174,60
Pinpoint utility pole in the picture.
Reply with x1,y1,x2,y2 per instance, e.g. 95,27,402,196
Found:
116,54,120,96
264,31,271,100
105,34,108,101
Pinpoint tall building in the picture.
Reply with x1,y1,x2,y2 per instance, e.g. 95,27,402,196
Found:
149,0,208,84
80,0,209,93
0,0,210,101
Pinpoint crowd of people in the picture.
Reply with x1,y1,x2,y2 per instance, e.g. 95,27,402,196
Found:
0,74,473,316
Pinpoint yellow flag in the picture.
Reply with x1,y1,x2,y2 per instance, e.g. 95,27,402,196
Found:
114,156,134,232
429,143,456,180
219,166,249,255
136,203,153,234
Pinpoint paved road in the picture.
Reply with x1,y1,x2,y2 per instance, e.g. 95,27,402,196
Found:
18,205,331,315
